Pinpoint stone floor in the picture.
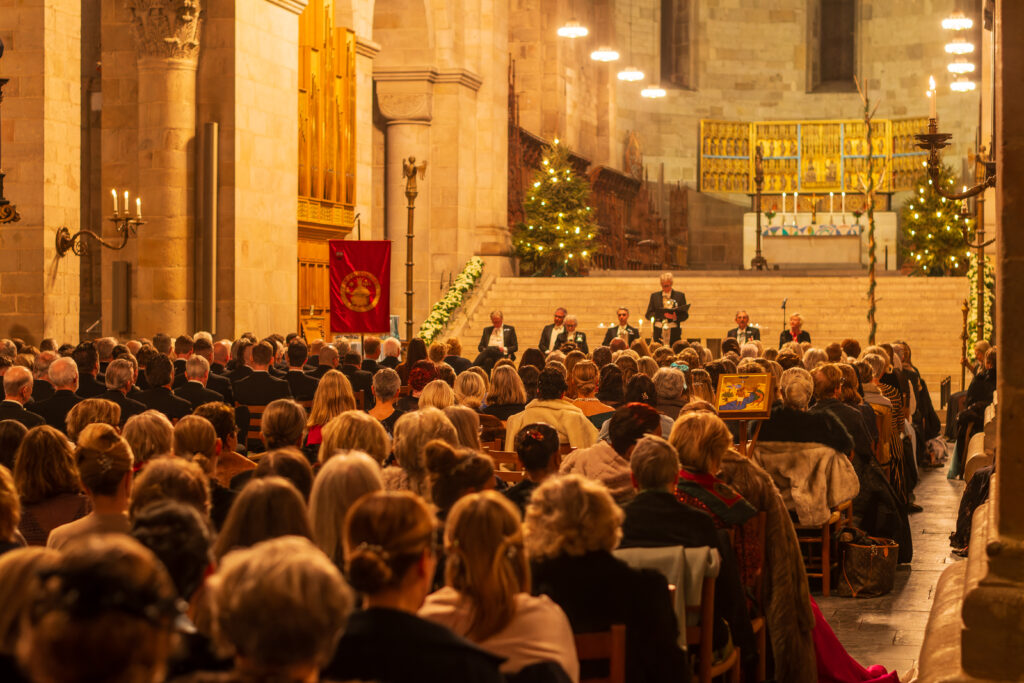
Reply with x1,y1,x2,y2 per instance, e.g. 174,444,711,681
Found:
817,461,966,678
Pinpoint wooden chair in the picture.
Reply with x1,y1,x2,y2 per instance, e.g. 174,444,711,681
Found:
354,389,365,410
796,500,853,597
236,402,268,445
495,469,525,484
487,450,521,470
574,624,626,683
398,385,411,397
687,576,741,683
481,438,502,451
559,443,574,456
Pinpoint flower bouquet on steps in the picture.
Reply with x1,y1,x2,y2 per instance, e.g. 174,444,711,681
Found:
418,257,485,344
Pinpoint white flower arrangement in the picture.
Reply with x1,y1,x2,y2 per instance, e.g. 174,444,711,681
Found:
418,256,485,344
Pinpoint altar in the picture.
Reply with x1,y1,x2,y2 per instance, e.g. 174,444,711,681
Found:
741,211,898,270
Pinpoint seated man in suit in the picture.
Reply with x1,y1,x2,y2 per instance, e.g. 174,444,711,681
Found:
187,337,234,404
137,355,193,422
307,344,339,380
28,357,83,433
152,332,173,358
555,314,589,354
227,339,256,385
172,334,194,380
537,307,567,354
211,340,232,376
285,340,319,402
71,342,107,398
175,355,225,411
602,307,640,346
0,366,45,428
443,337,472,375
96,336,117,375
645,272,689,346
234,341,293,451
726,310,760,346
477,310,519,361
30,351,57,403
361,336,382,375
97,358,148,424
778,312,811,348
341,352,375,410
380,337,402,369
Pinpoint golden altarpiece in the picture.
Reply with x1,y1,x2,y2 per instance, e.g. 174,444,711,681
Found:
296,0,356,337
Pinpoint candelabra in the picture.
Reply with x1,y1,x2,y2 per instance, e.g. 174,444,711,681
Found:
56,191,145,256
914,118,996,200
750,145,768,271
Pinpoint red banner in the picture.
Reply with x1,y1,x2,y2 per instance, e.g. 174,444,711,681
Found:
329,240,391,333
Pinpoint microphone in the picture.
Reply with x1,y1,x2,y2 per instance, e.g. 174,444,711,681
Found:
781,298,788,309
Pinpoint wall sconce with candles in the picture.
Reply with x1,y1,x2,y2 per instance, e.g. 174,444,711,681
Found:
56,189,144,257
0,38,21,226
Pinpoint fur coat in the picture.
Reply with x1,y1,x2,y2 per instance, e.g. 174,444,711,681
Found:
719,451,817,683
752,441,860,526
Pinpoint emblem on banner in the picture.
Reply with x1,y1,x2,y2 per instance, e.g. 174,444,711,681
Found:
340,271,382,312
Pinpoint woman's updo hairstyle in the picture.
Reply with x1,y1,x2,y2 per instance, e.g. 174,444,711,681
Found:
172,415,217,475
424,440,494,512
536,367,569,401
570,360,599,396
344,491,436,595
75,423,134,496
513,423,560,471
780,366,814,410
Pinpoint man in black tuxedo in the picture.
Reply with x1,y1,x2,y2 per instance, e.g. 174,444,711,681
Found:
379,337,402,369
285,341,319,401
137,355,193,422
174,356,225,411
211,341,231,376
28,357,82,433
227,339,255,385
171,334,194,381
442,338,472,375
361,337,382,375
71,342,107,398
30,351,57,403
537,307,567,354
185,337,234,404
644,272,688,346
778,312,811,348
307,344,339,380
341,353,375,410
97,359,148,424
602,307,640,346
477,310,518,361
554,314,589,354
726,310,761,346
0,366,45,428
234,342,293,406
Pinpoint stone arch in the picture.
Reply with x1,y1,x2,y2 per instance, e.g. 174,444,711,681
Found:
372,0,435,66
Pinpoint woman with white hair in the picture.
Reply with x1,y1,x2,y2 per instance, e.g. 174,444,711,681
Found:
779,313,810,348
644,272,688,346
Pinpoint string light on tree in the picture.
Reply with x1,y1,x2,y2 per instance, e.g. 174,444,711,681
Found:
512,139,598,276
900,164,970,275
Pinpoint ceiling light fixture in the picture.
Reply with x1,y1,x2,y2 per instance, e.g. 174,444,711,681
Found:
617,66,644,81
557,20,588,39
942,10,974,31
590,46,620,62
640,85,667,98
945,38,975,55
950,77,976,92
947,59,975,75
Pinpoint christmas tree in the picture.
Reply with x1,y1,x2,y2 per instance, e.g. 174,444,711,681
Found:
899,165,972,276
512,139,598,276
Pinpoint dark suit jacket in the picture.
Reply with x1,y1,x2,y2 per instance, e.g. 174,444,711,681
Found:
31,380,55,404
477,325,518,361
554,330,589,354
380,356,401,369
97,389,148,424
136,386,193,422
361,359,381,375
228,365,253,385
205,372,233,405
174,382,225,412
77,373,107,398
285,369,319,402
27,390,82,433
602,325,640,346
726,326,761,342
644,289,689,323
778,329,811,348
341,365,375,409
234,371,292,406
537,323,565,353
173,358,188,380
306,364,335,380
210,362,227,376
443,355,472,375
0,400,44,429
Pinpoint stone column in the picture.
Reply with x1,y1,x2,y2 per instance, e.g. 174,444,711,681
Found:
354,37,380,240
126,0,201,337
376,78,432,334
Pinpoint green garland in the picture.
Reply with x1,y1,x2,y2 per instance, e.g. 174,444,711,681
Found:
418,257,485,344
966,253,994,347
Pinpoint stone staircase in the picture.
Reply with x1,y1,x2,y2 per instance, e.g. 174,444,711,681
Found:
457,272,969,403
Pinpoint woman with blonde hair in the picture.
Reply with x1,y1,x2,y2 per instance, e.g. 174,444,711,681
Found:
480,365,528,421
323,491,502,682
212,476,312,560
309,452,383,568
383,408,458,500
455,372,504,443
173,415,235,529
525,475,688,683
65,398,121,443
122,410,173,469
569,360,614,428
305,369,357,453
443,405,483,450
420,491,578,680
47,423,134,550
419,379,455,410
319,411,390,465
14,426,88,546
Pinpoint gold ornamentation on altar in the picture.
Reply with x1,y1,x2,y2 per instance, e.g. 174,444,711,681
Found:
699,117,928,194
298,0,356,231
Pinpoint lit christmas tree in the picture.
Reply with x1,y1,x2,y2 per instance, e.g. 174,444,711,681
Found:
512,140,597,276
899,165,971,276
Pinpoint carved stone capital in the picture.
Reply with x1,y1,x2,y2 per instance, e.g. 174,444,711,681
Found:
376,81,432,124
127,0,203,62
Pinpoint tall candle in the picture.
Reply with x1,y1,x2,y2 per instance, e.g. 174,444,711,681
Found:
124,190,129,213
136,197,141,219
782,192,787,221
111,188,118,214
829,192,834,224
928,75,937,120
794,192,799,223
841,191,846,224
